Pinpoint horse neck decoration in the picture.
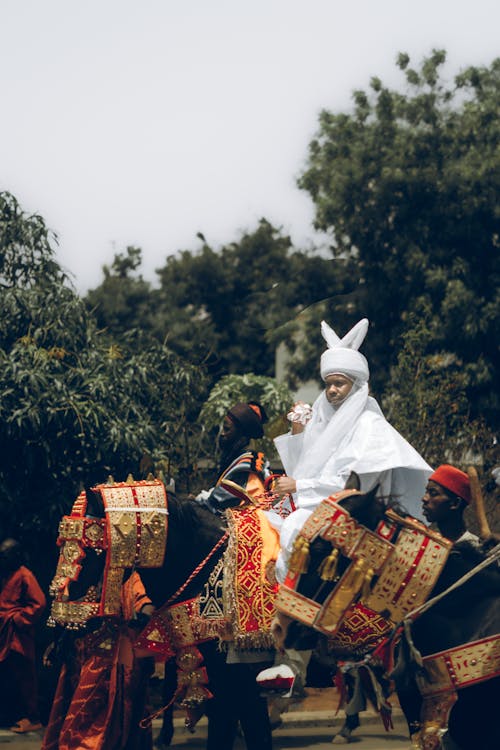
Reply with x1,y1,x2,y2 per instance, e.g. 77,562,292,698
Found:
273,484,500,750
48,477,279,716
48,479,170,628
274,487,452,651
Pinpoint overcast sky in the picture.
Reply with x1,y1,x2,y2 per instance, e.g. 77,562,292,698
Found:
1,0,499,292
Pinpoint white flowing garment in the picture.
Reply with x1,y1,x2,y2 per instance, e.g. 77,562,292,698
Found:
272,384,432,582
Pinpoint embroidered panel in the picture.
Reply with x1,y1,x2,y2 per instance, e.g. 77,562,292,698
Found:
223,508,278,648
49,481,168,627
299,497,347,541
327,602,392,657
418,635,500,695
314,557,375,634
275,585,322,625
365,528,451,623
350,528,394,574
101,480,167,569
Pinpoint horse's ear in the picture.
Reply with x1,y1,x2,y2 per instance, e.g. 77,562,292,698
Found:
344,471,361,491
85,487,104,517
366,484,379,504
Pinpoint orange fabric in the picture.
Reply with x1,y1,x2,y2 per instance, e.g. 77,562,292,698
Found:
121,571,152,622
246,472,266,504
0,566,46,661
42,625,153,750
255,510,280,584
42,573,153,750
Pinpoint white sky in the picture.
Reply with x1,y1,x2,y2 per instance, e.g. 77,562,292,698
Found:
1,0,499,292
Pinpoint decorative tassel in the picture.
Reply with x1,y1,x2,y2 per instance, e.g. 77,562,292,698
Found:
288,536,310,574
361,567,375,600
318,548,340,581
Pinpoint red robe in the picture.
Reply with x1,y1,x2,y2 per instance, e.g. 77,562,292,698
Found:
0,565,46,662
42,572,153,750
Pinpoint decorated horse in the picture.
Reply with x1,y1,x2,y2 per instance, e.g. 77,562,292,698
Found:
271,476,500,750
44,477,280,750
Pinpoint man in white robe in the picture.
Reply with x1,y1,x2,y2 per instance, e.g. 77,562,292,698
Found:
271,317,432,582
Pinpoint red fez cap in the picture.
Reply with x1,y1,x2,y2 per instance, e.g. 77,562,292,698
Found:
429,465,471,504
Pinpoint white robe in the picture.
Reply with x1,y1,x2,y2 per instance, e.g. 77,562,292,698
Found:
272,388,432,582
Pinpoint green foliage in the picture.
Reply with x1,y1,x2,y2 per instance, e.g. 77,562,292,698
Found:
0,192,62,288
382,309,499,531
150,219,351,381
298,51,500,425
85,246,156,337
0,193,207,550
85,220,352,390
199,373,293,462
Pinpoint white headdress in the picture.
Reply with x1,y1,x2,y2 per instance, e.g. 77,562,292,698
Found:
320,318,369,382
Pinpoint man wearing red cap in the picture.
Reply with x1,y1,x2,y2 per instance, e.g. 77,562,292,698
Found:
399,464,480,745
422,464,478,544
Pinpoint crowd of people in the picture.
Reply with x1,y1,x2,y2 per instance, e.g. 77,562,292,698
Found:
0,316,495,750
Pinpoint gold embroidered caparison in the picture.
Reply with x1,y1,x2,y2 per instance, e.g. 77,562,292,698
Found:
48,479,168,629
275,490,452,638
410,635,500,750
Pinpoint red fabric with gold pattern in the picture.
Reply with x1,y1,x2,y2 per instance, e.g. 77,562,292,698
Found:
224,508,279,649
328,602,392,658
41,623,152,750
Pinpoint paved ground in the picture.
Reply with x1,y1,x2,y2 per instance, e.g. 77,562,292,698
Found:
0,721,412,750
0,687,410,749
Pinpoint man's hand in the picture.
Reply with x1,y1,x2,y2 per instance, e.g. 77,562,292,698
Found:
275,476,297,497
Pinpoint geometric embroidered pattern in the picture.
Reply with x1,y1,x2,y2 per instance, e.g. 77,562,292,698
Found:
418,635,500,695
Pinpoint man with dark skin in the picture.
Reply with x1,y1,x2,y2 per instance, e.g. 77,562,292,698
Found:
399,464,478,747
196,401,275,750
0,538,46,734
421,464,476,543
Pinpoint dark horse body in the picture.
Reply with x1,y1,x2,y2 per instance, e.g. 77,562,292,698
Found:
50,486,273,750
273,486,500,750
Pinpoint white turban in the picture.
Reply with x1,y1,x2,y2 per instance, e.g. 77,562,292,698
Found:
319,319,370,383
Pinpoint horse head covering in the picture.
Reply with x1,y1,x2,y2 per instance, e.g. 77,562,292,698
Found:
320,318,370,383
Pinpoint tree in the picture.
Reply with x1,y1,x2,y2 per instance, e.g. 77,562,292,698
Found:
298,51,500,426
0,193,206,569
85,246,156,336
145,219,351,381
382,308,499,532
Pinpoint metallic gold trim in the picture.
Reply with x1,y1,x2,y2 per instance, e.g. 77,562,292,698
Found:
418,635,500,695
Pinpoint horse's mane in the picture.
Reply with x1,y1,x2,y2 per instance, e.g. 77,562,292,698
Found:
411,539,500,654
138,494,227,608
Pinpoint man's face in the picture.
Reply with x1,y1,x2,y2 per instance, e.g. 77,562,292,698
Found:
422,481,458,524
218,415,240,451
324,373,354,406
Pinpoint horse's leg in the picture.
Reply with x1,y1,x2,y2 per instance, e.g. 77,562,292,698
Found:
332,669,362,744
395,678,423,743
235,661,273,750
154,658,177,749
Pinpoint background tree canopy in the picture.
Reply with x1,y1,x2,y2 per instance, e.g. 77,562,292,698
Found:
86,219,354,386
0,193,208,583
1,50,499,581
298,50,500,428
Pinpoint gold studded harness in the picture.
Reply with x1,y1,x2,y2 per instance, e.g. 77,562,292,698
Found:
275,490,452,639
48,479,168,629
